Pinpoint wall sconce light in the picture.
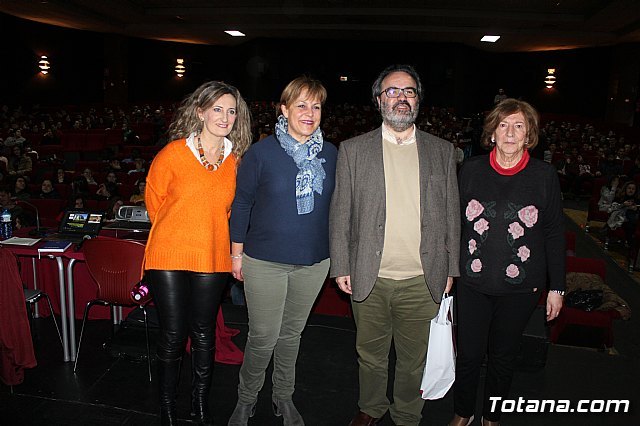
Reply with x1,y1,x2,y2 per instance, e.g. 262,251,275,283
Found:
175,58,186,78
545,68,556,89
38,55,50,75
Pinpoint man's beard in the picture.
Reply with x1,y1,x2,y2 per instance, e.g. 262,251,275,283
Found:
380,99,418,132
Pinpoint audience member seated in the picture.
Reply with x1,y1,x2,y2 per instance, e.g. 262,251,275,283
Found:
56,195,86,222
626,156,640,180
95,182,119,200
615,146,630,161
122,122,139,144
606,180,639,247
553,151,575,193
129,178,146,205
107,158,123,172
12,176,31,201
71,196,85,210
40,128,60,145
106,196,124,221
3,129,25,147
105,171,121,186
55,168,70,184
14,211,34,229
599,152,623,179
121,148,142,164
39,179,60,199
0,186,24,224
23,142,38,161
82,168,99,186
7,145,32,176
493,88,507,105
571,154,595,197
452,138,464,167
598,175,620,212
543,142,557,163
70,175,91,201
127,158,146,175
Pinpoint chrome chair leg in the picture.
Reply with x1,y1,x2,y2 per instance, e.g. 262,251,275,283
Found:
74,300,101,373
24,290,63,351
142,305,152,382
42,293,63,347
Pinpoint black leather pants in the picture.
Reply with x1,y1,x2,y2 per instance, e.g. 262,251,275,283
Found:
148,270,227,359
147,270,227,425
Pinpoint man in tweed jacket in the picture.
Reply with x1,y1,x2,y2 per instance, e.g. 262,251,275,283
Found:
329,64,460,426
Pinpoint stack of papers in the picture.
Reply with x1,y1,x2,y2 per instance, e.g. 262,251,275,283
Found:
0,237,41,246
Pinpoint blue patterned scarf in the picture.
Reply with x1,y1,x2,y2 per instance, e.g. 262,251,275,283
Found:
275,114,326,215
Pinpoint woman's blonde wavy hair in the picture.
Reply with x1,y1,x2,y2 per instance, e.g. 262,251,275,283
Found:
167,81,253,157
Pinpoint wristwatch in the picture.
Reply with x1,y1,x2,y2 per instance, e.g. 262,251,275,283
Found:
550,289,565,296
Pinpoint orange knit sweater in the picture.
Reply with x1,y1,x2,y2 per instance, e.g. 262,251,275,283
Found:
143,139,236,273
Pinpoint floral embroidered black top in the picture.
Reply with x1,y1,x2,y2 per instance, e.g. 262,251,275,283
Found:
458,154,566,295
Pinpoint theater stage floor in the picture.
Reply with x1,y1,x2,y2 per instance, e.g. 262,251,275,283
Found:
2,214,639,426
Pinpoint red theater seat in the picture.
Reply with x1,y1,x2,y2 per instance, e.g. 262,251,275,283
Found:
61,132,87,152
18,198,66,221
84,132,106,152
312,278,351,317
104,129,124,146
549,257,622,349
584,177,609,232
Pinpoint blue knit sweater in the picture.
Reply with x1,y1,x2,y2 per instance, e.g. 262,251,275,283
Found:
230,134,337,266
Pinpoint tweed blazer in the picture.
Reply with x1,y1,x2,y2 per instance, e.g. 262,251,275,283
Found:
329,127,460,303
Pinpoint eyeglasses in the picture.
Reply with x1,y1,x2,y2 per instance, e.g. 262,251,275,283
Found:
379,87,418,98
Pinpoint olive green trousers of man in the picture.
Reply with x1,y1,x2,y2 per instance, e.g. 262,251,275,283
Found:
235,254,330,404
351,275,439,426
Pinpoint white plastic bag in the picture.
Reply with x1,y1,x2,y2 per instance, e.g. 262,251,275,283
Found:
420,293,455,400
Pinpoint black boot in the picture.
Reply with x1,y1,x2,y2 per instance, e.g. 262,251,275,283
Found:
190,348,214,425
158,356,182,426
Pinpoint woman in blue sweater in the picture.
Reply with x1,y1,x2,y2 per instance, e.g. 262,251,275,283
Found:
228,76,336,426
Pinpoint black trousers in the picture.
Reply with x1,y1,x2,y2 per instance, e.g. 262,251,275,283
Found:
453,283,540,422
147,270,228,360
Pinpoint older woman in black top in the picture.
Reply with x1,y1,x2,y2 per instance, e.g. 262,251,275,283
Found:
449,99,564,426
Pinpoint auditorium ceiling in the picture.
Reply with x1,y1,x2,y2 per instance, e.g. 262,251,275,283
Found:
1,0,639,52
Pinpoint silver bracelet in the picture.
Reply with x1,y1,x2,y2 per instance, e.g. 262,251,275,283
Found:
230,253,243,260
550,289,565,296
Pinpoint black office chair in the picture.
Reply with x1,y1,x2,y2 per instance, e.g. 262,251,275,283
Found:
24,288,63,348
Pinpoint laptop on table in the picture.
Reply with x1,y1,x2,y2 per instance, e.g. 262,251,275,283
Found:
45,209,106,244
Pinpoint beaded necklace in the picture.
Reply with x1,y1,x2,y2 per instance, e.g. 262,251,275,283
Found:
197,136,224,171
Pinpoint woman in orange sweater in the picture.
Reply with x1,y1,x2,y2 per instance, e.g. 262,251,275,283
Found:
144,81,252,426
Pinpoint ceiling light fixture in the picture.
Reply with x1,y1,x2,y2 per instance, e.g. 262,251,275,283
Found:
38,55,50,74
175,58,185,78
481,35,500,43
224,30,246,37
545,68,556,89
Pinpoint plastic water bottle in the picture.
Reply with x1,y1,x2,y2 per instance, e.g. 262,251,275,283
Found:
1,208,11,240
131,282,149,301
